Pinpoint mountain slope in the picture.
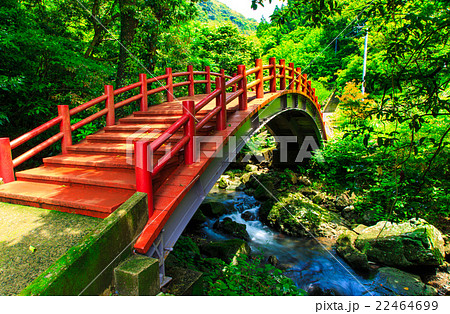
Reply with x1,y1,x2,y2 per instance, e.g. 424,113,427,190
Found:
197,0,259,34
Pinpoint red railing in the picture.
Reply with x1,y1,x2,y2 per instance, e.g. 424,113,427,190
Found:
0,58,320,218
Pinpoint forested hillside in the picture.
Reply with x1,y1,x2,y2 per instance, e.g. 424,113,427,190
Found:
197,0,259,34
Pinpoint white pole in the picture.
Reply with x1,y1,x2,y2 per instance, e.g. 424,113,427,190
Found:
362,30,368,95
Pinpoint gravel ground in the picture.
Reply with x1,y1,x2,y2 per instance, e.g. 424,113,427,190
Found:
0,202,100,295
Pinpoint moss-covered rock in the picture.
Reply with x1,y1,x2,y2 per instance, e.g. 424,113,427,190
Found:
199,201,228,218
354,218,446,267
335,230,370,273
370,267,437,296
199,239,251,264
264,192,348,238
213,217,250,241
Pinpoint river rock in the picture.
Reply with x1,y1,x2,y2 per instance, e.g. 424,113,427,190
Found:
198,239,251,264
213,217,250,241
264,192,348,239
298,176,312,186
423,270,450,295
199,201,228,218
369,267,437,296
336,230,370,273
218,176,231,189
335,192,353,210
241,210,256,221
354,218,446,268
245,164,258,172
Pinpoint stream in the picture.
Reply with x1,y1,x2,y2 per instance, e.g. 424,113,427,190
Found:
201,188,380,296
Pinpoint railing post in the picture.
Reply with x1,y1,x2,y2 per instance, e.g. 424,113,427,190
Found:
134,141,153,217
302,74,308,94
256,58,264,98
296,68,302,93
0,138,14,183
139,74,148,112
288,62,295,90
183,100,195,164
205,66,211,94
188,65,194,96
279,59,286,91
105,85,115,126
232,72,237,92
237,65,247,111
308,81,312,97
215,76,227,131
58,105,72,154
166,68,174,102
269,57,277,92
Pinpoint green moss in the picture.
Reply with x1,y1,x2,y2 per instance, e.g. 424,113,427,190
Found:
19,192,149,296
0,203,100,295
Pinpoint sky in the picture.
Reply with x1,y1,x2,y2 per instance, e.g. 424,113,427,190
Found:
217,0,284,22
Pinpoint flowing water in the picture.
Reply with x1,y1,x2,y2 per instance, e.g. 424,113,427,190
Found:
201,188,380,296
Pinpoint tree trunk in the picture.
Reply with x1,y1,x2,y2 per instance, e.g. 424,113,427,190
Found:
116,0,139,87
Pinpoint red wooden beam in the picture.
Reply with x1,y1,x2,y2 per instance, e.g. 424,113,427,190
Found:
269,57,277,92
58,105,72,154
135,140,153,217
0,138,14,183
166,68,174,102
238,65,247,110
183,100,195,165
256,58,264,98
288,62,295,90
139,74,148,111
105,85,115,126
205,66,211,94
279,59,286,90
216,76,227,131
188,65,194,96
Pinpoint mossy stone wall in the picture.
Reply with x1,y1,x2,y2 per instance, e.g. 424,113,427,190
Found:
20,192,149,296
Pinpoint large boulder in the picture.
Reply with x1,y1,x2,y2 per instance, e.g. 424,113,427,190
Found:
264,192,348,239
369,267,437,296
213,217,250,241
199,201,228,218
354,218,446,268
198,239,251,264
335,230,370,273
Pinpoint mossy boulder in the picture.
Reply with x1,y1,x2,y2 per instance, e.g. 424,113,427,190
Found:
198,239,251,264
264,192,347,238
370,267,437,296
354,218,445,268
199,201,228,218
335,230,370,273
245,164,258,172
213,217,250,241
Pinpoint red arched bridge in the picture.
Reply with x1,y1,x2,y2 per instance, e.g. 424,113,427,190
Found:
0,58,326,283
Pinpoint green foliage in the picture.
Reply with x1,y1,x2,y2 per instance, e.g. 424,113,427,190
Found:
205,254,305,296
197,0,259,34
192,24,261,74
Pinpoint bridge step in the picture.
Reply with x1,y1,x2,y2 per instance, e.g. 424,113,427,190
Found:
43,153,180,170
103,124,215,135
85,131,184,144
66,142,172,156
16,166,136,191
0,181,134,218
119,116,185,125
43,153,133,169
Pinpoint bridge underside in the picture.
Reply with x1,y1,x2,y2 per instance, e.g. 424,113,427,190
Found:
141,91,326,284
